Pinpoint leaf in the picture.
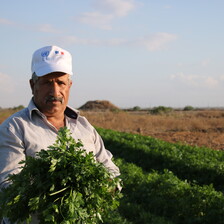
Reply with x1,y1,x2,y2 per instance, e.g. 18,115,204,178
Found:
28,197,39,210
0,127,122,223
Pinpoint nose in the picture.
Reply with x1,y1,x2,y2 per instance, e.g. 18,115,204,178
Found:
49,82,60,97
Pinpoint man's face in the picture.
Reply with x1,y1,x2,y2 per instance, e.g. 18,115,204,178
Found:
30,72,72,116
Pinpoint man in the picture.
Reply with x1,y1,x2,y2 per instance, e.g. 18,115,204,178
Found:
0,45,120,223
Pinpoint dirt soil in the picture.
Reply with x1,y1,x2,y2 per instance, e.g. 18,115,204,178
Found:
149,131,224,150
81,109,224,151
79,100,119,111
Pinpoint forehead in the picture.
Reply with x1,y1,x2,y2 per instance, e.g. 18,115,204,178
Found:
40,72,69,80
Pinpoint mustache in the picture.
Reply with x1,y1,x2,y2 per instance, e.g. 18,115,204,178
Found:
45,96,63,103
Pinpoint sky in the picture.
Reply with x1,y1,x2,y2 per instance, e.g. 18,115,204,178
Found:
0,0,224,109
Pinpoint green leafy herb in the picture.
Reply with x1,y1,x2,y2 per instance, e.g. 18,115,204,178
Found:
0,127,122,224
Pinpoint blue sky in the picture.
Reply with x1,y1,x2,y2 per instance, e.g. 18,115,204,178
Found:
0,0,224,109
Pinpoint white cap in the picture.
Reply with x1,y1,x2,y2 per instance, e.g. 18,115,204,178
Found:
31,45,73,77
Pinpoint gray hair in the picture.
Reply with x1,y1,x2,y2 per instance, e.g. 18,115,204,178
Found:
31,72,72,83
31,72,39,83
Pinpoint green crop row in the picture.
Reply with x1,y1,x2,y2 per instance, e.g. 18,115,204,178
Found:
106,160,224,224
96,128,224,224
97,128,224,191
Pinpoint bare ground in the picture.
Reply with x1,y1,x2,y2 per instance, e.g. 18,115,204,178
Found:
80,110,224,150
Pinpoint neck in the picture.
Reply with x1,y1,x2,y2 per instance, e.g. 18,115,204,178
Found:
46,114,65,130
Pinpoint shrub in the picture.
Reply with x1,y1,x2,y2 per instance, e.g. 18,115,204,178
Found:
183,106,194,111
12,105,25,111
150,106,173,115
133,106,141,111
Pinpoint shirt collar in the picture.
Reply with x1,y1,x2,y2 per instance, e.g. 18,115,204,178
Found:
28,98,79,120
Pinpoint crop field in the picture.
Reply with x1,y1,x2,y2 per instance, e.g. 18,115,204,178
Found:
97,128,224,224
81,109,224,150
1,108,224,223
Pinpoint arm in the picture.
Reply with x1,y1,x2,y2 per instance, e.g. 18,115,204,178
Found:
0,124,25,189
93,128,120,178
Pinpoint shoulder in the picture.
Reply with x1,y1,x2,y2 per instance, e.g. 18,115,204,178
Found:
77,114,95,132
0,108,29,130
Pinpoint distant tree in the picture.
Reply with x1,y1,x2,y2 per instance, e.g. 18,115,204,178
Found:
133,106,141,111
12,105,25,111
183,106,194,111
150,106,173,115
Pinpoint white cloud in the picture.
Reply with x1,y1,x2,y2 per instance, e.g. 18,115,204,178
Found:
204,77,218,87
77,0,137,29
163,5,172,9
36,24,60,33
106,38,127,46
77,12,114,30
60,36,101,45
60,32,177,52
0,18,14,25
138,32,177,51
93,0,136,17
0,73,15,93
171,72,200,86
60,35,127,46
171,72,220,88
200,59,211,67
0,17,60,34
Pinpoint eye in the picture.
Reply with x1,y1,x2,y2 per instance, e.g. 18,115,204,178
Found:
39,80,51,85
58,81,66,85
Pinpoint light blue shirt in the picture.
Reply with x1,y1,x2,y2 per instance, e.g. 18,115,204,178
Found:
0,99,120,190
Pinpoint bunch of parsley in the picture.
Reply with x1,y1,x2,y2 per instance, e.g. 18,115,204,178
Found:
0,127,122,224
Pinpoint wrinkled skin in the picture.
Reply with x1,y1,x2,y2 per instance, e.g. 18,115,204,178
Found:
30,72,72,128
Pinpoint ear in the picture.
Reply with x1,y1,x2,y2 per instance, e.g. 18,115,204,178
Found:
69,80,73,88
29,79,34,95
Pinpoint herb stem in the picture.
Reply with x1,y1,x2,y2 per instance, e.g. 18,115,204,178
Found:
49,187,68,196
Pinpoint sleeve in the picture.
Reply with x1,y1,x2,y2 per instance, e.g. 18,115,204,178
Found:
0,125,25,189
93,128,121,178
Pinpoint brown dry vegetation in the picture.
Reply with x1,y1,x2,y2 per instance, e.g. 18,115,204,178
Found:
80,110,224,150
1,107,224,150
0,109,19,124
